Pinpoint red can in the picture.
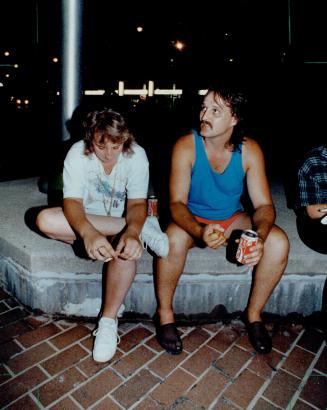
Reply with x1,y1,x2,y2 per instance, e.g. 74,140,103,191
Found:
147,196,158,216
236,229,258,264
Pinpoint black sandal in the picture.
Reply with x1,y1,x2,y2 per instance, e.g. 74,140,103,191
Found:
153,314,183,355
246,321,272,354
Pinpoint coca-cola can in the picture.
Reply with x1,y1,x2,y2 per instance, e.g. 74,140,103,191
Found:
147,196,158,216
236,229,258,264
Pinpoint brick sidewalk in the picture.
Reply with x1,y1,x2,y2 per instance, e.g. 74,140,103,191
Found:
0,286,326,410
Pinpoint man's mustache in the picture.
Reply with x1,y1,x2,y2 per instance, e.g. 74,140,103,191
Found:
201,121,211,128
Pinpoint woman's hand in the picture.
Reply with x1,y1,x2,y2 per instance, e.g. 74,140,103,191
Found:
84,231,117,262
115,232,143,260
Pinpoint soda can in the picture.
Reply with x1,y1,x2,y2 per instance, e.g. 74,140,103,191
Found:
147,195,158,216
236,229,258,264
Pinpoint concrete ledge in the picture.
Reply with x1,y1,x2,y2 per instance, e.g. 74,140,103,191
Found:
0,178,326,317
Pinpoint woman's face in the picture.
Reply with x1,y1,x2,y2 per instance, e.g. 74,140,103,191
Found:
92,133,123,164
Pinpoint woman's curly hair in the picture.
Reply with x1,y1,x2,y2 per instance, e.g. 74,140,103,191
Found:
83,108,135,155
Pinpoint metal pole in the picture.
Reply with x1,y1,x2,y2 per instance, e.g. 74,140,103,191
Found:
60,0,83,141
288,0,292,46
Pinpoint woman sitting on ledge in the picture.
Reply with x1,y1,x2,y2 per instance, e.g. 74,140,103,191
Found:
36,107,168,363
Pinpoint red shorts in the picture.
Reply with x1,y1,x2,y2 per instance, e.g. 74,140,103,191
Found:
194,211,245,230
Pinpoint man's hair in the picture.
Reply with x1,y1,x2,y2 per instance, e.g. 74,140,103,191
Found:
83,108,135,155
207,81,248,151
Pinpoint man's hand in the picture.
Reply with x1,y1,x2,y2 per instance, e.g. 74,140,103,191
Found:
202,224,226,249
241,236,264,266
115,232,143,260
84,231,117,262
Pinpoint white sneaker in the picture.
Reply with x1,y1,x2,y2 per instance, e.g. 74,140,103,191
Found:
92,317,120,362
140,216,169,257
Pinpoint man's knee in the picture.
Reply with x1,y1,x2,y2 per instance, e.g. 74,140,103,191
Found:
166,225,192,257
264,225,290,265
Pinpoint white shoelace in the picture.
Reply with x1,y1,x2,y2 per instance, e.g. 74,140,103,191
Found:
93,324,121,345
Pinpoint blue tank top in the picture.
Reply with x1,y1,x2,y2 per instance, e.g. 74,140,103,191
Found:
187,130,245,220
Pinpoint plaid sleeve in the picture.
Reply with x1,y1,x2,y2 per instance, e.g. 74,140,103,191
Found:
298,158,322,206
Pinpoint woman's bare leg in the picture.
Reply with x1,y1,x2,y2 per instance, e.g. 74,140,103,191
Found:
36,207,126,244
102,258,136,319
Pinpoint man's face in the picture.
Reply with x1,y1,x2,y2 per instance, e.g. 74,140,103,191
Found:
92,133,123,164
199,91,237,139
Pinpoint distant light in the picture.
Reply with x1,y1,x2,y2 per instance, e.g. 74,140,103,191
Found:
84,90,105,96
148,80,154,97
199,89,208,95
136,26,143,33
0,82,3,87
119,89,148,96
24,99,29,105
4,51,10,56
118,81,124,96
224,33,229,37
229,58,234,62
14,64,19,68
5,74,10,78
16,99,21,104
52,57,59,63
154,88,182,96
174,41,185,51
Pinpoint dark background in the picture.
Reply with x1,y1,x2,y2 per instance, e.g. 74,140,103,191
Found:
0,0,327,209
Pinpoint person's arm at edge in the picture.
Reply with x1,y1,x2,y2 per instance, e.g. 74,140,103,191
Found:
244,138,276,242
306,204,327,218
299,164,327,218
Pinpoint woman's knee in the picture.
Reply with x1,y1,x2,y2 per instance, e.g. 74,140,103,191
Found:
36,208,52,234
36,208,61,237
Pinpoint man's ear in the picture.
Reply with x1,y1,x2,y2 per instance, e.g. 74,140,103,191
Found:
231,116,238,127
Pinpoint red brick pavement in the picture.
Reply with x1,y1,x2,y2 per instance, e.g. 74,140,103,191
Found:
0,285,326,409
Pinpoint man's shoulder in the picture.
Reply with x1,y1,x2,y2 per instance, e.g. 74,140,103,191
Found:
171,133,195,167
242,137,263,157
175,132,194,148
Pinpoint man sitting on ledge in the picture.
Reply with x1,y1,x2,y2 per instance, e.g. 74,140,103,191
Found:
36,107,168,363
295,144,327,254
154,81,290,355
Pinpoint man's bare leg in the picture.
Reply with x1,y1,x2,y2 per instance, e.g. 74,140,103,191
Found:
225,215,289,353
154,223,194,354
155,223,194,325
246,225,289,322
225,216,289,322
